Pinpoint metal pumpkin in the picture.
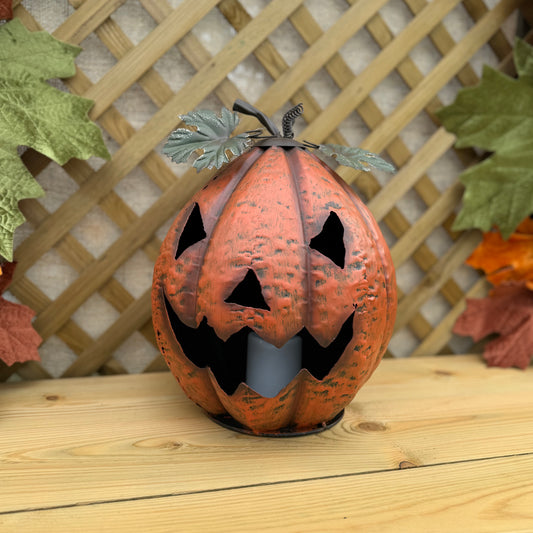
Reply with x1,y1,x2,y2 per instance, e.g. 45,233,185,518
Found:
152,101,397,436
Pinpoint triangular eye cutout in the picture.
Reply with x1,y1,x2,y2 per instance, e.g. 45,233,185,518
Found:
175,203,207,260
309,211,345,268
225,269,271,311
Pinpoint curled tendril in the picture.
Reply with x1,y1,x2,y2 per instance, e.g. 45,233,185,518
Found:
282,103,304,139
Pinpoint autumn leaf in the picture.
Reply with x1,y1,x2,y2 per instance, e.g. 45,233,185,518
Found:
466,217,533,289
0,261,41,366
317,144,395,173
436,38,533,239
0,0,12,21
453,283,533,369
163,108,253,170
0,18,110,261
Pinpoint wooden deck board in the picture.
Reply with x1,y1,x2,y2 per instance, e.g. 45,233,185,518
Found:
1,355,532,531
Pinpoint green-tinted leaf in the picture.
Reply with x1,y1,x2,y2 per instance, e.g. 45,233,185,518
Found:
452,140,533,239
0,19,81,80
0,146,44,260
318,144,395,173
163,107,252,170
436,64,533,152
514,37,533,81
0,76,109,164
0,18,110,260
438,38,533,237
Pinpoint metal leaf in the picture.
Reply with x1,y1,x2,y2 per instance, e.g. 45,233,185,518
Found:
162,107,253,170
318,144,395,173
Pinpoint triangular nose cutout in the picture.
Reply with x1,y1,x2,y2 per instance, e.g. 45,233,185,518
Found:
225,269,270,311
309,211,345,268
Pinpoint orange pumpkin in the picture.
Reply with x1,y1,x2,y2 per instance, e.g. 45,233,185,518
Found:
152,134,396,435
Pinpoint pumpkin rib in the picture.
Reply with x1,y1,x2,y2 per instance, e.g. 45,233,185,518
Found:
336,175,396,370
284,148,313,330
193,148,263,326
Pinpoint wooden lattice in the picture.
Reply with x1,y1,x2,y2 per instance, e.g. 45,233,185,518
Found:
2,0,531,380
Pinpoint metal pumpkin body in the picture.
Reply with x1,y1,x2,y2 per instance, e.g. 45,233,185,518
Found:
152,144,396,435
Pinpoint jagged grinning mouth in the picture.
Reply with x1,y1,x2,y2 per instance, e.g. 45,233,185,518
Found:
163,293,355,396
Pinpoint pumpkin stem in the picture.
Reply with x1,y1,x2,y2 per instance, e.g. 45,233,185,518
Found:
233,99,280,137
282,103,303,139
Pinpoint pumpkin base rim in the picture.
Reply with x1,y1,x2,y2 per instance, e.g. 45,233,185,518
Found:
206,409,344,437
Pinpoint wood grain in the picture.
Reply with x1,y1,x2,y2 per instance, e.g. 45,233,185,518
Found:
2,456,531,532
0,356,532,531
0,357,533,509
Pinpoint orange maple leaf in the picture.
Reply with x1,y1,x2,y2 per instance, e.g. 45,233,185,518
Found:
466,217,533,290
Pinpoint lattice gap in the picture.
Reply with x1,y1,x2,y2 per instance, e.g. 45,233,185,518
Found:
38,336,78,378
114,250,156,300
410,36,445,77
339,27,383,77
421,292,452,328
25,249,79,301
20,0,74,32
389,328,419,359
4,0,524,381
227,57,272,103
112,0,157,46
35,163,79,214
371,71,412,118
113,167,163,216
76,33,118,84
453,263,482,293
113,84,159,131
337,114,371,155
72,293,121,339
425,226,455,257
304,0,348,33
268,19,309,67
191,8,236,56
426,151,464,193
305,69,342,111
400,111,439,155
379,0,415,37
396,260,425,295
113,332,160,374
70,207,122,258
152,47,198,93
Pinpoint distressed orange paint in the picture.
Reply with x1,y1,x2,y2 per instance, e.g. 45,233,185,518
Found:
152,145,396,435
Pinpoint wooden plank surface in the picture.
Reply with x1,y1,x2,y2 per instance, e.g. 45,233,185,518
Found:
1,355,532,531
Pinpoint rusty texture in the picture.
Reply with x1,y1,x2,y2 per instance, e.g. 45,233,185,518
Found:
152,145,397,435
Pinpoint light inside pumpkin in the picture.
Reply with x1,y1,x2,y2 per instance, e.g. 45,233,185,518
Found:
164,201,356,397
163,294,355,396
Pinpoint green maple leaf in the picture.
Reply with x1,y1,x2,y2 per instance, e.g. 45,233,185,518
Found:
0,19,110,261
437,38,533,239
163,107,253,170
317,144,395,173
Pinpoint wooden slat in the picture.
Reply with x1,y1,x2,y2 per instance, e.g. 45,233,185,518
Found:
12,0,305,283
410,278,490,356
0,356,532,529
394,231,483,332
3,455,530,532
6,0,529,378
368,128,455,222
85,0,220,119
53,0,127,43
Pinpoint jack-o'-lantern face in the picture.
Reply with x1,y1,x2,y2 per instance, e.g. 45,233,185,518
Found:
152,146,396,435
